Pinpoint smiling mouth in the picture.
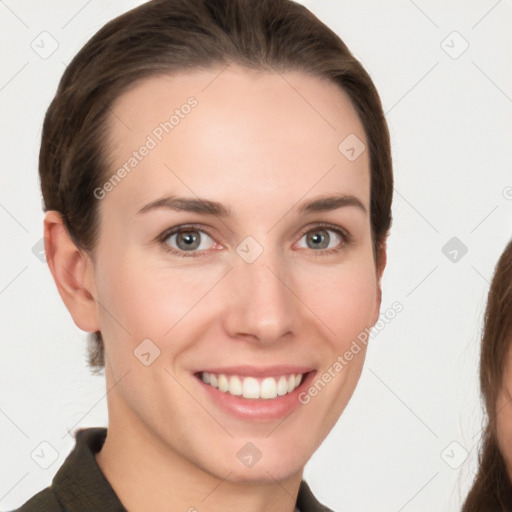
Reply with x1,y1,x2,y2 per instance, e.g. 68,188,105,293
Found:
194,371,310,400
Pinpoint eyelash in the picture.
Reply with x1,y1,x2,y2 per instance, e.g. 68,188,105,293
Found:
156,222,353,258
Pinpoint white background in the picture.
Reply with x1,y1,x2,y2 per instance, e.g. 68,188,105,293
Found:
1,1,511,511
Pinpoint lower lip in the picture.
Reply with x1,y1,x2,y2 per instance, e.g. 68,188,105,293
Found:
194,371,316,421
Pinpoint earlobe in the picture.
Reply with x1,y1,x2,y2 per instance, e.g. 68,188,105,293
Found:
43,211,100,333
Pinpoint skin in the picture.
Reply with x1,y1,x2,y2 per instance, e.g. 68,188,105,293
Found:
496,352,512,480
44,65,386,512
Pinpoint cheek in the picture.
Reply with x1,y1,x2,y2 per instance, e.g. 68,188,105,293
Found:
94,241,378,357
301,259,378,346
92,255,166,348
497,389,512,459
94,255,224,352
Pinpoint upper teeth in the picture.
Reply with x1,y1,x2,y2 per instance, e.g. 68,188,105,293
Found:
200,372,304,400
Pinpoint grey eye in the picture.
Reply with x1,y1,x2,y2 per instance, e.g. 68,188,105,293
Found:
298,229,342,250
165,230,214,252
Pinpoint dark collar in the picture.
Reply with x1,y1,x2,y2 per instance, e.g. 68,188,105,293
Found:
52,428,125,511
50,427,333,512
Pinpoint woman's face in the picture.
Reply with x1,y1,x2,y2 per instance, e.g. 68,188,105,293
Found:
87,65,384,481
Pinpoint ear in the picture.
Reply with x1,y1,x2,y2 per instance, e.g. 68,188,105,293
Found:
43,211,100,333
371,239,387,325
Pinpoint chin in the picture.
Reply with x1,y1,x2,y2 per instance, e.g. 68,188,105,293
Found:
203,449,307,484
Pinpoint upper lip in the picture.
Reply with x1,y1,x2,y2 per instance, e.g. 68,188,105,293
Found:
195,365,315,377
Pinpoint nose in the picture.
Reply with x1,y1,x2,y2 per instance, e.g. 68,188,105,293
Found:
222,245,300,346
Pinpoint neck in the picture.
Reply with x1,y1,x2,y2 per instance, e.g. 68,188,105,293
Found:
95,391,303,512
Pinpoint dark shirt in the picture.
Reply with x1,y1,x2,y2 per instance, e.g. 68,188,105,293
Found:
9,427,334,512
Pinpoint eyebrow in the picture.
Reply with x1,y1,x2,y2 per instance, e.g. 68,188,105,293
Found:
136,193,367,217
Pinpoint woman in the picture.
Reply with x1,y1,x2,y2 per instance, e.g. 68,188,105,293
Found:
463,239,512,511
12,0,392,510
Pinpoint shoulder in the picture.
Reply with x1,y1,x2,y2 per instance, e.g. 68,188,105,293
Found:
297,480,335,512
7,487,63,512
6,427,109,512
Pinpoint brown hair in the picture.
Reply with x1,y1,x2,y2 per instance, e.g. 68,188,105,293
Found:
462,239,512,511
39,0,393,370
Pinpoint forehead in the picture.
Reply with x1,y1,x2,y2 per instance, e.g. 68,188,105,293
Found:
103,65,370,215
